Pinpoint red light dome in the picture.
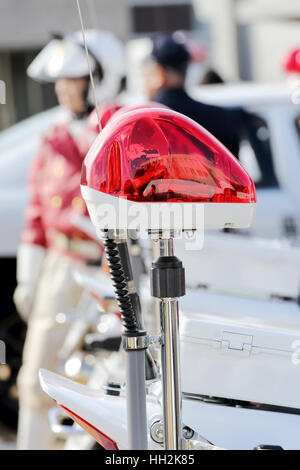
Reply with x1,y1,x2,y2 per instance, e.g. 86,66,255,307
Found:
111,102,168,122
81,108,256,230
284,48,300,73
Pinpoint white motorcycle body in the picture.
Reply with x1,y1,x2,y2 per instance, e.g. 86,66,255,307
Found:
40,233,300,449
40,361,300,450
40,287,300,450
40,369,162,450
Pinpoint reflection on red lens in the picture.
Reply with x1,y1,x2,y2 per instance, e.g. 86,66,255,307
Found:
82,108,256,204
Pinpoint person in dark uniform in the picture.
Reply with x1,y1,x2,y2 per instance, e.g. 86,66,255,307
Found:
142,34,241,157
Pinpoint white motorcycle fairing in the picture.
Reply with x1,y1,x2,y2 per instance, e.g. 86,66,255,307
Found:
39,368,300,450
39,369,162,450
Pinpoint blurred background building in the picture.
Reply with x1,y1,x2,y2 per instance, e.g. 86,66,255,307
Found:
0,0,299,130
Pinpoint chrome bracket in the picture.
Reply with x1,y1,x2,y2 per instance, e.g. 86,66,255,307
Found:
122,334,162,351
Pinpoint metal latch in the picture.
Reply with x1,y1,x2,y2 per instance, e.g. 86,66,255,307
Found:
221,332,253,356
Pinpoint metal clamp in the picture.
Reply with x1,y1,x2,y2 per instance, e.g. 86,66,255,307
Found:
122,334,162,351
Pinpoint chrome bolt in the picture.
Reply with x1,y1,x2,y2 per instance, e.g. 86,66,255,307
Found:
183,426,194,440
150,420,164,444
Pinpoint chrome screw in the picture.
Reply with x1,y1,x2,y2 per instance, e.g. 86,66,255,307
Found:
150,420,164,444
183,426,194,440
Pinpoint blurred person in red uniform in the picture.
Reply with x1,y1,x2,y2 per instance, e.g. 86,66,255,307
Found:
13,30,125,450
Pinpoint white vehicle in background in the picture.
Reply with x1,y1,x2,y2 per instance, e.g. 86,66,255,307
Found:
190,82,300,240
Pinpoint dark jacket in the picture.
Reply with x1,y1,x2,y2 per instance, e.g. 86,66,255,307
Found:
154,87,242,157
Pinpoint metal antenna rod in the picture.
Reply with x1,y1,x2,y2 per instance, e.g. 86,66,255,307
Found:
76,0,102,132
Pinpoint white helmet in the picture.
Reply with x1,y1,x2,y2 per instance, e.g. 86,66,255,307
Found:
27,30,126,102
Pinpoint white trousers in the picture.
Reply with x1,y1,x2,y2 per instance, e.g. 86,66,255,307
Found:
17,249,96,450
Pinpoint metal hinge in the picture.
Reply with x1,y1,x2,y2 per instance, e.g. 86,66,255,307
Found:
221,332,253,356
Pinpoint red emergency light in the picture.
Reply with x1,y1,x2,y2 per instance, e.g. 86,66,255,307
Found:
284,48,300,73
81,107,256,231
